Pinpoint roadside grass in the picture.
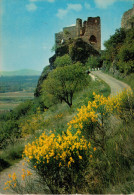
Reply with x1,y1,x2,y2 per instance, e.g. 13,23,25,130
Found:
0,142,25,172
0,130,44,172
122,73,134,91
106,174,134,194
102,70,134,91
105,119,134,194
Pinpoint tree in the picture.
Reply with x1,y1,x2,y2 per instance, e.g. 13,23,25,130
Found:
86,56,102,69
102,28,134,75
104,28,126,50
69,38,99,64
104,28,126,61
41,63,88,107
53,54,72,68
116,40,134,74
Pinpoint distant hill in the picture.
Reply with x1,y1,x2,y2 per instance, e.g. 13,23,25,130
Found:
0,69,41,76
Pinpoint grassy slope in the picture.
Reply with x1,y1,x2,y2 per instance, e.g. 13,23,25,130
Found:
121,73,134,91
0,76,111,172
0,75,133,194
41,77,111,134
101,71,134,193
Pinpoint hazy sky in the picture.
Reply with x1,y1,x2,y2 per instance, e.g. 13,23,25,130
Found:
0,0,133,71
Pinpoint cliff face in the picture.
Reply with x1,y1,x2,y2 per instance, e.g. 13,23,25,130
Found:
121,6,134,29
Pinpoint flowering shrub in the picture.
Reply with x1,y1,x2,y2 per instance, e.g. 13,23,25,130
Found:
4,173,17,191
116,88,134,119
4,169,33,194
67,89,133,149
23,130,93,193
20,108,45,137
68,89,133,130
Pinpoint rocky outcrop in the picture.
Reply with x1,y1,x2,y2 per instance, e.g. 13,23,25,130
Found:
121,5,134,29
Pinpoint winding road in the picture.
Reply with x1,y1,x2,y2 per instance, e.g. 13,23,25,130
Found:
0,71,131,194
92,71,131,95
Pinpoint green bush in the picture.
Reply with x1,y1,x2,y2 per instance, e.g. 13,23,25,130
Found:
0,142,25,172
69,38,99,64
102,28,134,76
116,41,134,74
53,54,72,68
41,63,88,108
86,56,102,69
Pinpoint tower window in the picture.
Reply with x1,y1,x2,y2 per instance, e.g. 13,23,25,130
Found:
89,35,97,44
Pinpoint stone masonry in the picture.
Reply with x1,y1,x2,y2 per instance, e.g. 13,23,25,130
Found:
55,17,101,51
121,5,134,29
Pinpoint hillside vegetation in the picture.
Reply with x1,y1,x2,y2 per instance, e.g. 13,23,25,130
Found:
102,28,134,89
3,88,134,194
35,38,99,97
1,35,134,194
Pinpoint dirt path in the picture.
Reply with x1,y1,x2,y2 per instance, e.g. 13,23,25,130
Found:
92,71,131,95
0,71,131,194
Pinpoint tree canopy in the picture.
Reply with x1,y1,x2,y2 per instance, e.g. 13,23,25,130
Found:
53,54,72,68
102,28,134,75
41,63,88,107
69,38,99,64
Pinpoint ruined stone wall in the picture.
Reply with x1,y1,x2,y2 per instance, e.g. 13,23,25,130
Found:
55,32,64,46
55,16,101,51
63,26,76,40
81,17,101,51
121,5,134,29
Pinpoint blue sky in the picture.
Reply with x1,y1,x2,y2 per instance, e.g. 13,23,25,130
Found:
0,0,133,71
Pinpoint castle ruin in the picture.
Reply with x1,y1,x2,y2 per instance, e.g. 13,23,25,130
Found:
121,5,134,29
55,17,101,51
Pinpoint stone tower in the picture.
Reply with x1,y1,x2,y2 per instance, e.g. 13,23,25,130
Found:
81,17,101,51
121,5,134,29
76,18,82,36
55,16,101,51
